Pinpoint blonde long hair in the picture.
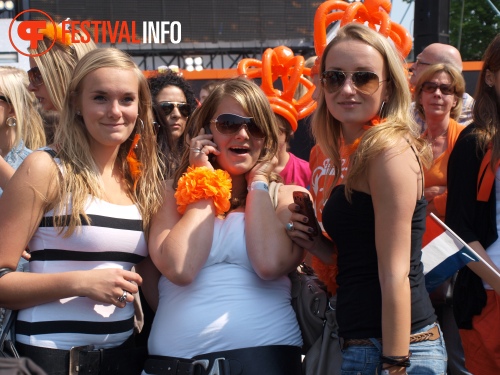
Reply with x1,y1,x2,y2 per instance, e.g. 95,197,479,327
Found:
0,67,45,150
312,23,431,198
52,48,163,236
28,28,96,112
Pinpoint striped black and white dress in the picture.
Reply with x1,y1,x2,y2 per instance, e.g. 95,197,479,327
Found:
17,197,147,350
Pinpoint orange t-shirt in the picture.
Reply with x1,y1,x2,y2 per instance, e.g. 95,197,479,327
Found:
308,144,349,295
422,118,465,245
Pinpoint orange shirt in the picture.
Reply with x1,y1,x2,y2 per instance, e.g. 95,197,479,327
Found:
422,118,465,245
308,144,349,295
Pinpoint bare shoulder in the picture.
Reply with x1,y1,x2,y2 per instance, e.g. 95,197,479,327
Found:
10,150,60,189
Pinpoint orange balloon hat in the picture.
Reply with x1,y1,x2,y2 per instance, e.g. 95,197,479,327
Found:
237,46,317,132
313,0,412,59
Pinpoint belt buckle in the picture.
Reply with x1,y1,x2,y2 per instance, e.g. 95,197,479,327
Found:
69,344,95,375
207,357,225,375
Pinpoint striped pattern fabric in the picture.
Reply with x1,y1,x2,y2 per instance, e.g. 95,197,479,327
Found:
17,198,147,350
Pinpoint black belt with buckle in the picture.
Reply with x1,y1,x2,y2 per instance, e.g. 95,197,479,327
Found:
16,335,147,375
144,345,302,375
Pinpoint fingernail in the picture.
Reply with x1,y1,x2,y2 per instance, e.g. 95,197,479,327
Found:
303,217,309,223
295,205,300,211
308,227,314,233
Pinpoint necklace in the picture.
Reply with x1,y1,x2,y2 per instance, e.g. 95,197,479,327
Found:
426,128,448,144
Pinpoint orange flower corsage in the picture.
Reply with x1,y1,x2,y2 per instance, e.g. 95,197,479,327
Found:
175,166,232,216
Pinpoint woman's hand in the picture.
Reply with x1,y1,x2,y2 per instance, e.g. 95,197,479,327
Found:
424,185,445,202
285,202,335,264
80,268,143,307
188,128,220,168
245,155,278,184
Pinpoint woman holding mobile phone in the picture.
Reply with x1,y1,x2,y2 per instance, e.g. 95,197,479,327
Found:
285,23,446,374
144,77,308,375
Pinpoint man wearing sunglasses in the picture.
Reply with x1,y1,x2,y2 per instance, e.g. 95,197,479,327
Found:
409,43,474,130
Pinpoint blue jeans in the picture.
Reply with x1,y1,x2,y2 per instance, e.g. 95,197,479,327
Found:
341,323,447,375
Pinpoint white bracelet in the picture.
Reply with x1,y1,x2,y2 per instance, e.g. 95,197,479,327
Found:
248,181,269,192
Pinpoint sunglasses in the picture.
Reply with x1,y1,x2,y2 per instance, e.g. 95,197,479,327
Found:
27,66,44,87
210,113,265,139
159,101,191,117
321,70,388,95
0,95,10,103
421,82,455,96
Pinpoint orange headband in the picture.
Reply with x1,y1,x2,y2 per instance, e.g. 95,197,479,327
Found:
41,21,72,47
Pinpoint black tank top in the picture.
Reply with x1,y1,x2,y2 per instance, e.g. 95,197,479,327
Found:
323,185,436,339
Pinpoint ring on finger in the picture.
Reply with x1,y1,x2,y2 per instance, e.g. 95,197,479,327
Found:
118,290,127,303
285,222,295,232
190,147,202,153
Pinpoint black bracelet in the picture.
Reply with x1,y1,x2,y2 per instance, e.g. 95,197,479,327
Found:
0,267,15,279
380,352,412,368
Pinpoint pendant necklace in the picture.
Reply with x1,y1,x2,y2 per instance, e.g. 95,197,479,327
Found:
427,128,448,144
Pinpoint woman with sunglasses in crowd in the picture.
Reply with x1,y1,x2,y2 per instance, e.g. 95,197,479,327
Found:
446,34,500,375
0,48,163,374
148,71,197,177
415,63,465,226
0,67,45,196
28,21,96,143
143,77,306,375
414,63,467,375
286,23,446,374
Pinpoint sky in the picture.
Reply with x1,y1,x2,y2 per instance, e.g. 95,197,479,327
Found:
390,0,415,38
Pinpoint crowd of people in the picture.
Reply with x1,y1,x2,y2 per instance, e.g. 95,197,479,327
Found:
0,12,499,375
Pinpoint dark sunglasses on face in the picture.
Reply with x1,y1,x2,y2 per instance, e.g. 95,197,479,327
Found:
27,66,44,87
210,113,265,139
0,95,10,103
159,101,191,117
321,70,388,95
421,82,455,96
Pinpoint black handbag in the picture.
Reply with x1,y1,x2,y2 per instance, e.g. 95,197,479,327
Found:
0,310,19,359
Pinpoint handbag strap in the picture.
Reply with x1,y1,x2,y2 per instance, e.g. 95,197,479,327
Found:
0,309,17,350
268,181,283,210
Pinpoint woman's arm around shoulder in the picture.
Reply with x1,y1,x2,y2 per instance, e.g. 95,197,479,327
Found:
148,179,216,286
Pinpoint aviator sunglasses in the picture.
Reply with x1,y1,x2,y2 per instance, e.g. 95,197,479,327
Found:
421,82,455,96
321,70,388,95
159,101,191,117
27,66,44,87
210,113,265,139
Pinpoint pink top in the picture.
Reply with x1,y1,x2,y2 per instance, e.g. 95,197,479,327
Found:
279,152,311,188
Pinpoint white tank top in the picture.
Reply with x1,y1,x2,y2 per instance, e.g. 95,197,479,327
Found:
148,212,302,358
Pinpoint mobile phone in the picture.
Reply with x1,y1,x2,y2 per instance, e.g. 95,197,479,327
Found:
293,191,319,237
203,125,216,163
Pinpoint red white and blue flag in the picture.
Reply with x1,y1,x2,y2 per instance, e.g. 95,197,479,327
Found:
421,214,480,292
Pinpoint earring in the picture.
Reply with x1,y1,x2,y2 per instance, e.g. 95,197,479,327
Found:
76,110,81,116
6,117,16,127
378,101,386,117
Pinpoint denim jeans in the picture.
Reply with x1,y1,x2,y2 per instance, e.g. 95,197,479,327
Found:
340,323,447,375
